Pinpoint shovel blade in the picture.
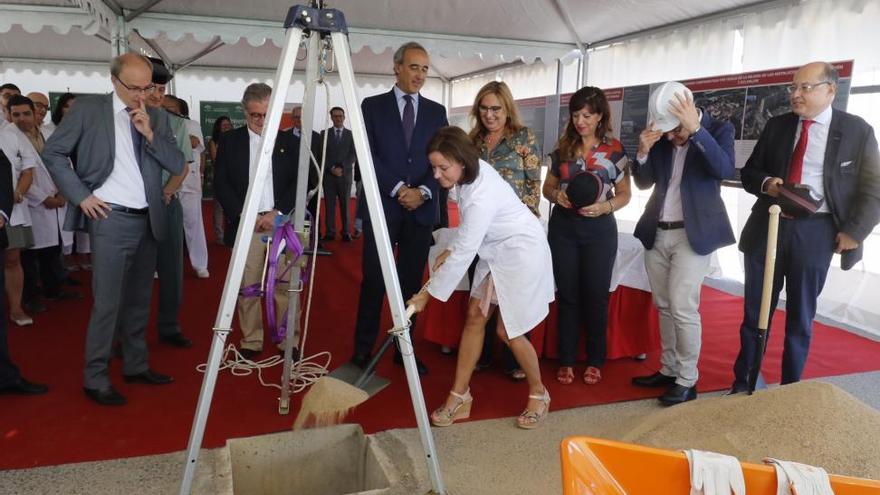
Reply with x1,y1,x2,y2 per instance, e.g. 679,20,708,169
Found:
328,362,390,397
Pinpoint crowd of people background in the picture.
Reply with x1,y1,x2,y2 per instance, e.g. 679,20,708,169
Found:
1,42,878,431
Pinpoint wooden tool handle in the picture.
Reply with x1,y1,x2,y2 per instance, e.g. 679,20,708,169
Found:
758,205,782,331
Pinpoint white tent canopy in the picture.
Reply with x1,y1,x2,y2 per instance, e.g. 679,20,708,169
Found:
0,0,767,79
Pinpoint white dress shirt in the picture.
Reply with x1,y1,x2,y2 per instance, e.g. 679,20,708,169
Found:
393,84,419,121
390,85,431,200
93,92,148,208
248,127,275,212
796,104,832,213
659,143,688,222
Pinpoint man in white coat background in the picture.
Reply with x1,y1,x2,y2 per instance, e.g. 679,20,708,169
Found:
10,95,80,315
163,95,209,279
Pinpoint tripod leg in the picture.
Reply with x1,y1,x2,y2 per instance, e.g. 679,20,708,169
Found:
331,30,447,495
179,25,306,495
279,30,322,415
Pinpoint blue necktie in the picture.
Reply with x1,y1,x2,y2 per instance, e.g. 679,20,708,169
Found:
125,107,143,168
402,95,415,150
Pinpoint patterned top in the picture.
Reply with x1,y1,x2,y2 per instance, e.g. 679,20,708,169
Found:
549,137,628,214
476,126,542,216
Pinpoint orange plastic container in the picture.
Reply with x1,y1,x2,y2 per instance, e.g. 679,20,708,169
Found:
560,436,880,495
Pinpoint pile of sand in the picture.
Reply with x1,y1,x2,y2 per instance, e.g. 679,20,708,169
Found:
293,377,369,430
603,381,880,480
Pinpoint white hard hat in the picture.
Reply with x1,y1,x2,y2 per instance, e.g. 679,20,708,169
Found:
649,81,693,132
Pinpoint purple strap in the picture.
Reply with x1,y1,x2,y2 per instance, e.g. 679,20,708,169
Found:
237,218,305,344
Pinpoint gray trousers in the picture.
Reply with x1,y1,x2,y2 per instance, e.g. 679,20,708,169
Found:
644,228,711,388
323,172,352,236
85,210,157,389
156,197,184,337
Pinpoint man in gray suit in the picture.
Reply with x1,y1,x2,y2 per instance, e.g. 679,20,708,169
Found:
321,107,357,242
42,53,184,406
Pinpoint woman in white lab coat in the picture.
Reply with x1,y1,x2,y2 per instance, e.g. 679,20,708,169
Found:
408,127,554,430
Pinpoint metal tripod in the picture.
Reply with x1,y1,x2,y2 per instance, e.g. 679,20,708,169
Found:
179,4,446,494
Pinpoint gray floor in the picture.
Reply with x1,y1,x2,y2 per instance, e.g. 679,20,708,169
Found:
2,371,878,495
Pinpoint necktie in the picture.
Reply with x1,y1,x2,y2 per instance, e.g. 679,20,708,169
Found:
787,119,814,184
402,94,415,149
125,107,143,168
336,128,342,142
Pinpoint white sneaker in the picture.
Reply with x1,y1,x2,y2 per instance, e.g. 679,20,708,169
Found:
196,269,210,279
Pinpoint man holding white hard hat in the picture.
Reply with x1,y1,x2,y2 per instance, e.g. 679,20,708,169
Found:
630,81,736,405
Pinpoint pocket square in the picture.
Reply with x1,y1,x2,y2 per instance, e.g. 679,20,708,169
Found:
840,160,852,167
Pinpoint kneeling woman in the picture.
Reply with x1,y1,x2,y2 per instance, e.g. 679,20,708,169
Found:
407,127,555,429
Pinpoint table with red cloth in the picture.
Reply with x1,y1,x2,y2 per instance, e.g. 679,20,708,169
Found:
422,229,661,360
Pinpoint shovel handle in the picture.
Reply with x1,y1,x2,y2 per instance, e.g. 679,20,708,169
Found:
406,304,416,319
758,205,782,331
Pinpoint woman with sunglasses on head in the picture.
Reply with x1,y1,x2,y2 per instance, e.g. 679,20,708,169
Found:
543,86,632,387
467,81,542,381
408,126,554,430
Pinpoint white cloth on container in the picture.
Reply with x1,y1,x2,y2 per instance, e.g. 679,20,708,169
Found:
765,458,834,495
426,160,554,338
684,449,746,495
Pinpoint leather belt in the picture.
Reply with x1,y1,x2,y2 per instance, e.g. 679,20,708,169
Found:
107,203,149,215
657,221,685,230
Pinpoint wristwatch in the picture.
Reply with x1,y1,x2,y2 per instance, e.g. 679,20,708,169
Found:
420,189,429,201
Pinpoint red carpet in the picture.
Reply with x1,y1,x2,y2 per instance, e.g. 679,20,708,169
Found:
2,203,880,469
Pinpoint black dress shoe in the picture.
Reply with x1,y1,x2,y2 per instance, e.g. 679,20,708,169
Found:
350,353,371,369
0,377,48,395
160,333,193,348
239,348,261,361
658,384,697,406
84,386,127,406
632,371,677,388
123,369,174,385
341,234,352,242
393,351,428,376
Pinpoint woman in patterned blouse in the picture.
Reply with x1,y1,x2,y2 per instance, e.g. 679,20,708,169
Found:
542,86,632,386
467,81,542,381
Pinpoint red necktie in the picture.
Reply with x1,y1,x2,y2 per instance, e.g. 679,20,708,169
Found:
787,119,814,184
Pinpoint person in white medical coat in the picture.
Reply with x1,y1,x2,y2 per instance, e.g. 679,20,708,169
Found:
408,126,554,430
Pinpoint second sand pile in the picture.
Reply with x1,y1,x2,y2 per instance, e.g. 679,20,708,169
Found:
604,381,880,480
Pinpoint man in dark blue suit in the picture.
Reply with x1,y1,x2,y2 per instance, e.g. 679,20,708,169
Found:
630,85,735,405
731,62,880,392
351,42,448,375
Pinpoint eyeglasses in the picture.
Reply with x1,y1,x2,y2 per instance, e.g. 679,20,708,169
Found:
786,81,832,94
247,112,267,120
114,76,157,95
478,105,504,115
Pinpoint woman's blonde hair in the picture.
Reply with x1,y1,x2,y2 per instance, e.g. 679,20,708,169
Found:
468,81,524,144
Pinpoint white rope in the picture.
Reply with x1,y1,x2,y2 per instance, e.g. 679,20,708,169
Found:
195,344,332,392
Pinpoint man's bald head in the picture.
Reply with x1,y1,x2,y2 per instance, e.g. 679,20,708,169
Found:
26,92,49,126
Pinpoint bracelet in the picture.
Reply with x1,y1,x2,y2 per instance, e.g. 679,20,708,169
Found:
607,200,615,213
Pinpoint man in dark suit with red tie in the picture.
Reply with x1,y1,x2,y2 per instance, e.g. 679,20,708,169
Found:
351,42,448,375
731,61,880,392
